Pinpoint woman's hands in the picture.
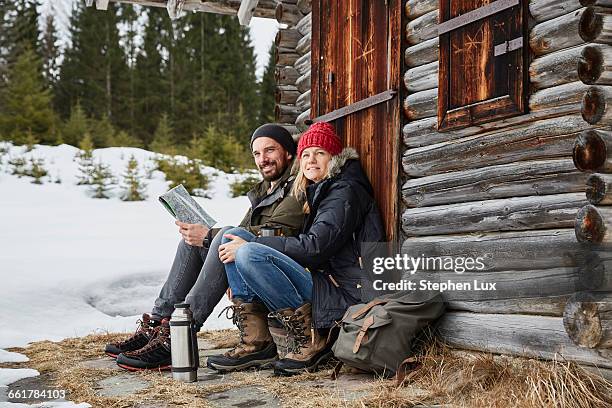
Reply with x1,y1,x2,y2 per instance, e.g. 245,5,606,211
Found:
218,234,247,263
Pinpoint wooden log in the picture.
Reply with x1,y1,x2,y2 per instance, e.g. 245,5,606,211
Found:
296,32,311,55
579,44,612,85
296,89,311,110
295,12,311,36
577,254,612,292
275,29,301,49
108,0,278,19
276,50,300,66
404,61,438,93
275,66,300,86
296,0,311,14
405,9,438,46
279,124,299,136
402,192,588,236
575,204,612,244
404,37,439,68
402,106,582,148
294,51,310,75
438,312,612,368
573,129,612,173
447,297,569,317
275,104,301,123
587,173,612,204
275,85,300,105
530,45,586,89
412,267,585,301
295,108,310,132
405,0,437,21
403,88,437,121
529,81,591,112
529,7,611,57
403,115,591,177
296,71,310,93
564,291,612,348
276,2,303,25
582,85,612,125
402,159,588,208
529,0,582,23
401,229,584,272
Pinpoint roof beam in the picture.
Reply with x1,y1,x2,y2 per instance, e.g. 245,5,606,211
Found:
100,0,277,19
237,0,259,26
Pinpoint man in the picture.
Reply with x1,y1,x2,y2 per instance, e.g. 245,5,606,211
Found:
105,124,304,371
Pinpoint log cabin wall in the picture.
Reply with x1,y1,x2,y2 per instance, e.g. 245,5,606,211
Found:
273,0,312,136
401,0,612,374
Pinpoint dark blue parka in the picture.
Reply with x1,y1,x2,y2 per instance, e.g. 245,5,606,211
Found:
254,148,385,328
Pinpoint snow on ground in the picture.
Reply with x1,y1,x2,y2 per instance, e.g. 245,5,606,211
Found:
0,351,28,364
0,142,250,351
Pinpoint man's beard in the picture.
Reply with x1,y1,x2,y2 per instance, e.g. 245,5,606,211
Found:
259,162,285,182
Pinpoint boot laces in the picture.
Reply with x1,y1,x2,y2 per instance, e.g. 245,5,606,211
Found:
115,317,152,348
127,324,168,356
219,304,247,347
269,311,309,354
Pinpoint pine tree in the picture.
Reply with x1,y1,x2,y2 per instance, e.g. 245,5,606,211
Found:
40,12,59,90
118,4,139,139
5,0,40,60
90,161,115,199
133,8,169,145
76,133,95,185
258,44,276,123
0,48,55,144
24,129,38,152
62,102,89,147
8,156,27,177
89,115,115,148
56,2,129,129
149,113,176,155
120,155,147,201
28,157,47,184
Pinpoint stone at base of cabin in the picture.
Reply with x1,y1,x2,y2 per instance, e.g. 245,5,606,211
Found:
206,386,281,408
95,373,149,397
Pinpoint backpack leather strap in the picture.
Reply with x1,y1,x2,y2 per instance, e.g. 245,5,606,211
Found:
352,315,374,353
395,357,420,386
350,299,388,319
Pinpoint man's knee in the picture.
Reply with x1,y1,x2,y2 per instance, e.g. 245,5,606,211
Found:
221,227,250,244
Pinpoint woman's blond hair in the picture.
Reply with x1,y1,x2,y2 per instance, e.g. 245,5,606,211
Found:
290,155,331,214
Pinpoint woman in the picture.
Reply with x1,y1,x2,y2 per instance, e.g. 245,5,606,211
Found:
207,122,385,376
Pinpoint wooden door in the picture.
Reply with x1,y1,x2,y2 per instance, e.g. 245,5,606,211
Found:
311,0,402,242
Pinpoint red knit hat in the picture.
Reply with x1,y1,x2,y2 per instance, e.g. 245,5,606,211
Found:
297,122,343,158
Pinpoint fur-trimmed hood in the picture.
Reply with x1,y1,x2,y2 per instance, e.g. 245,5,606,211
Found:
326,147,359,179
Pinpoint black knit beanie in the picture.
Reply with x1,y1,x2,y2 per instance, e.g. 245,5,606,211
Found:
250,124,297,157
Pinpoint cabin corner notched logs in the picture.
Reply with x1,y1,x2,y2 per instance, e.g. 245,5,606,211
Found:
273,1,312,134
401,0,612,368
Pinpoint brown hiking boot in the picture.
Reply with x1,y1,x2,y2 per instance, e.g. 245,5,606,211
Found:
206,299,277,372
104,314,161,358
271,303,332,376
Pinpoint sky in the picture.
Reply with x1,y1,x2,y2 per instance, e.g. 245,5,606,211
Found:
40,0,279,79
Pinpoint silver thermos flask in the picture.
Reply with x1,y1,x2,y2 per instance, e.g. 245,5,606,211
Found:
170,303,199,382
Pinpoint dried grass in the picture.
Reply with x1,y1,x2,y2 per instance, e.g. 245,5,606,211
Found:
13,331,612,408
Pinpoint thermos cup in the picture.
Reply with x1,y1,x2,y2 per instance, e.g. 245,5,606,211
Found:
170,303,199,382
260,225,282,237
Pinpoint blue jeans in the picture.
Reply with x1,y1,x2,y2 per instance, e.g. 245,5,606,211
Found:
221,227,313,311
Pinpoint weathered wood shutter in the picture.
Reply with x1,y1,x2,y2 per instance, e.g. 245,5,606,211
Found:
438,0,528,131
311,0,402,241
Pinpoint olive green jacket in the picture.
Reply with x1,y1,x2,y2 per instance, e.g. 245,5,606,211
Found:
204,163,303,246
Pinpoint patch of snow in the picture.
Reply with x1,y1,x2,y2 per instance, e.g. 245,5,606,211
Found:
0,351,28,364
0,142,249,349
